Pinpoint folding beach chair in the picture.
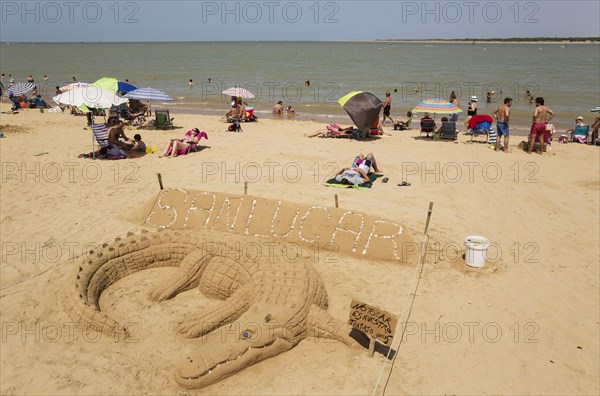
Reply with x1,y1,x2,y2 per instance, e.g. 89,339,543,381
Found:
419,119,436,139
155,109,174,129
91,123,109,158
571,125,590,143
440,121,457,140
394,116,412,130
467,121,492,142
487,129,498,145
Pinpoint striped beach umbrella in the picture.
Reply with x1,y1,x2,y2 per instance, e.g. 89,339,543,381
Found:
124,87,174,102
5,82,36,96
412,98,462,114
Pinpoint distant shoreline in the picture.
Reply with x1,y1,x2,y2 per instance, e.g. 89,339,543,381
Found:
366,39,600,45
2,39,599,45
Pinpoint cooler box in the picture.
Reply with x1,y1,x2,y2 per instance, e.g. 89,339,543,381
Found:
245,107,254,118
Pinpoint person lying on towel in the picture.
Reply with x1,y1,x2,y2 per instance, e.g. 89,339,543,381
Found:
334,153,382,185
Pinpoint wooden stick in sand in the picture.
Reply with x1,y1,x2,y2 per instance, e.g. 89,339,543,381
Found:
334,194,339,208
244,181,248,195
157,173,163,190
424,202,434,234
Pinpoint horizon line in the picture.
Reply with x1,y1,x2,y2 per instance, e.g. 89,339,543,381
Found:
2,36,600,44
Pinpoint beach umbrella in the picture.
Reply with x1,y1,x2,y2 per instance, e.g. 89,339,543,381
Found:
5,82,36,97
124,87,174,102
52,86,127,108
91,77,137,94
412,98,462,114
60,82,89,91
337,91,383,134
222,87,255,99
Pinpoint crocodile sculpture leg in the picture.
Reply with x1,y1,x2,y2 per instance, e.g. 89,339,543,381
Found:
307,305,358,347
148,250,213,302
177,285,253,338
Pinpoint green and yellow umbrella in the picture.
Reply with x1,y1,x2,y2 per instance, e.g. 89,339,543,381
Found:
338,91,383,134
91,77,137,94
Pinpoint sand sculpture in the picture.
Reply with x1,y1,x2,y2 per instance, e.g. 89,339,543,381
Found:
64,229,358,389
145,188,420,263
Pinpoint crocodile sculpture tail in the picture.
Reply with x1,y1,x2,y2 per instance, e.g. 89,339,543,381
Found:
63,229,207,337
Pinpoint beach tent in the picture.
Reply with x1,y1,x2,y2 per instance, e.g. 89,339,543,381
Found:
338,91,383,135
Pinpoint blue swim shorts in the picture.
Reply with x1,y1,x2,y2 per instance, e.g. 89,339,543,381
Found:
496,122,509,136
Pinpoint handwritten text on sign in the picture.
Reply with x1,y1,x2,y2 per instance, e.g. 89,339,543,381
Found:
348,299,398,347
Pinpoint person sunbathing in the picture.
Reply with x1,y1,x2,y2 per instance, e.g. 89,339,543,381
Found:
333,153,382,186
160,128,202,158
306,124,354,138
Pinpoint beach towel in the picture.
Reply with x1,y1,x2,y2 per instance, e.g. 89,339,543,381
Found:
324,173,383,189
467,114,494,130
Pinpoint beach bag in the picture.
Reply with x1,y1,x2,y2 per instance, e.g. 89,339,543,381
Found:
351,129,365,140
558,135,569,144
228,121,241,132
20,101,26,108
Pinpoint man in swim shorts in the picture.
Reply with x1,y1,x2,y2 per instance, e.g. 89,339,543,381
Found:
382,91,392,124
493,97,512,153
528,97,555,154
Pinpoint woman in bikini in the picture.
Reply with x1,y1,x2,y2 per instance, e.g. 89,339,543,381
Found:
160,128,202,157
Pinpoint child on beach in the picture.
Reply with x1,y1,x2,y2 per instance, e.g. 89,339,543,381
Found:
132,134,146,152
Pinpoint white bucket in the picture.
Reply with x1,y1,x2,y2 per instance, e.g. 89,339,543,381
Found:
464,236,490,268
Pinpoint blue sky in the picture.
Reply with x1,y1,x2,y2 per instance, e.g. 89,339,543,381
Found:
1,0,599,41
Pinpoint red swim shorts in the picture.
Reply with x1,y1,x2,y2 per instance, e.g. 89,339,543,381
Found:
530,122,546,135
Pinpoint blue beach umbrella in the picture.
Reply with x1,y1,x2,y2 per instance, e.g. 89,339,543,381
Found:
124,87,174,102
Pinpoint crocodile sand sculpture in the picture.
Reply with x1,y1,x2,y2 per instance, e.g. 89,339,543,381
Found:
64,229,357,389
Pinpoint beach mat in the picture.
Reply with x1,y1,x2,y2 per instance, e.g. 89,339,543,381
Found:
324,173,383,189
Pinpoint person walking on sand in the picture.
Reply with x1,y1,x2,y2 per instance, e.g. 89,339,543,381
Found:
493,97,512,153
382,91,392,124
528,97,555,154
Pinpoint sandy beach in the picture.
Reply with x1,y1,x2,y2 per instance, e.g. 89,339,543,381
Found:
1,105,598,395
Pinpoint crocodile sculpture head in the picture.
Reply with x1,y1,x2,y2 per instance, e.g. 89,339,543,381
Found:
175,304,302,389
